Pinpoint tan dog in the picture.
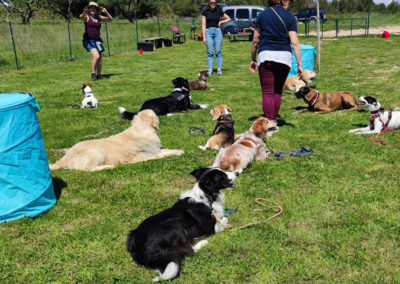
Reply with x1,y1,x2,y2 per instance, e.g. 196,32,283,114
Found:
284,69,317,92
49,110,184,171
189,70,208,90
294,86,362,114
198,104,234,151
212,117,276,173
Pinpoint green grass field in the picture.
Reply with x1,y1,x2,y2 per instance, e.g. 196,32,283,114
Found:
1,34,400,283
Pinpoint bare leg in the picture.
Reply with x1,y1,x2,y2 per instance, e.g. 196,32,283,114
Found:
90,48,101,75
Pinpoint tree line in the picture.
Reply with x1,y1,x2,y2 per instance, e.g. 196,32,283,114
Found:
1,0,399,24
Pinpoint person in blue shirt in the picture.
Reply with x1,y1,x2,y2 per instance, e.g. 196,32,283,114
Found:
249,0,302,126
201,0,231,76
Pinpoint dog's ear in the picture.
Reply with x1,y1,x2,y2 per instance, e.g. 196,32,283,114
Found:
82,84,86,89
252,118,267,137
225,105,232,113
88,83,92,87
210,108,221,120
150,114,159,131
190,167,209,181
172,78,177,86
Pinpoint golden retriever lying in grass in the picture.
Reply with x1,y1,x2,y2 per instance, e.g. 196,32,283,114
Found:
49,110,184,171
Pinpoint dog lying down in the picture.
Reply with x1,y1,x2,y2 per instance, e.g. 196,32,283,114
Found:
198,104,235,151
119,77,208,120
294,86,362,114
127,167,239,282
189,70,208,90
349,96,400,134
213,117,277,173
49,110,183,171
284,69,317,92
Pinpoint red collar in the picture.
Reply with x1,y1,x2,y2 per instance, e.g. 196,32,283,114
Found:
307,91,320,107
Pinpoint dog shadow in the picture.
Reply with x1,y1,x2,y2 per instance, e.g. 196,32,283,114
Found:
292,106,308,111
52,176,67,200
351,123,367,128
247,114,295,128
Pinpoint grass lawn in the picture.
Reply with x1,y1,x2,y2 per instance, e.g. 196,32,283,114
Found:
1,35,400,283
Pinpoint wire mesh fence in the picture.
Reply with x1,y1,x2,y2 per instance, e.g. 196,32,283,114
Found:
298,15,370,38
0,17,202,72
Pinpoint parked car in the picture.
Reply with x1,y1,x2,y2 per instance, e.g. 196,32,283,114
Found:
221,5,267,33
294,8,327,23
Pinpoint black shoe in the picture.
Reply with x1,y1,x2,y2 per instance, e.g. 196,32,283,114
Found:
97,75,109,80
91,73,97,81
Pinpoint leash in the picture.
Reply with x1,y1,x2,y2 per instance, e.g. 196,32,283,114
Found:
370,117,395,145
269,146,313,160
213,198,283,232
189,126,207,136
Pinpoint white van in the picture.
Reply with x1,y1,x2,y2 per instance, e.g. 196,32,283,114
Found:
222,5,267,29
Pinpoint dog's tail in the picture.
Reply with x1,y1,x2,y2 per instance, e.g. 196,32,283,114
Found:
118,106,137,120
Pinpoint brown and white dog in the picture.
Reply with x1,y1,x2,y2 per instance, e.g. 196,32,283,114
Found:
212,117,276,173
49,110,184,171
189,70,208,90
198,104,234,151
81,84,98,108
294,86,362,114
284,69,317,92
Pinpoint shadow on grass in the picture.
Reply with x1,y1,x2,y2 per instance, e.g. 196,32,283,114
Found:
101,73,123,78
247,114,295,128
52,177,67,200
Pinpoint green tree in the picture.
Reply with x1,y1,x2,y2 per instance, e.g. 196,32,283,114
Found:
105,0,159,23
4,0,44,24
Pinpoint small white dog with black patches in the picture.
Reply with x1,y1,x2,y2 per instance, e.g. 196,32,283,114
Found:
349,96,400,134
81,84,98,108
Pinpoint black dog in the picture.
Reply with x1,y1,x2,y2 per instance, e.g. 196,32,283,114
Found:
126,167,239,282
119,77,208,120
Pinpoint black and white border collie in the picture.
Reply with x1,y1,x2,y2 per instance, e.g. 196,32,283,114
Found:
126,167,239,282
349,96,400,134
119,77,208,119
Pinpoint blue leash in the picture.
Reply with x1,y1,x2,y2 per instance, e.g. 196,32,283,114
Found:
188,126,207,136
270,146,313,160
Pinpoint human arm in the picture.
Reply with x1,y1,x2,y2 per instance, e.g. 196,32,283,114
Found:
79,6,89,21
249,28,260,73
202,15,207,45
218,13,231,27
99,7,113,22
289,31,303,78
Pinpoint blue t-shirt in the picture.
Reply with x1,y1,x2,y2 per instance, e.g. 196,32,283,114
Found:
255,6,297,53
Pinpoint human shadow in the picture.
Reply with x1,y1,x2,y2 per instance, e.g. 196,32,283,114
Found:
101,73,122,78
247,114,295,128
52,177,67,200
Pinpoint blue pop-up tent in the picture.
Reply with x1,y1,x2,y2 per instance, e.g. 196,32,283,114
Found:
288,43,316,77
0,93,56,223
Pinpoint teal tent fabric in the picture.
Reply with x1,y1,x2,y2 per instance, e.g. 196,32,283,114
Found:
0,93,55,223
288,43,316,77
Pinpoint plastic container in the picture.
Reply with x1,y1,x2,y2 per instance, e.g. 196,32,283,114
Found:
137,42,154,52
288,44,316,77
0,93,56,223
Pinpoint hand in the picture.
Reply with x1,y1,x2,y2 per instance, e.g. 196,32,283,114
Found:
249,60,257,73
100,7,107,13
203,37,207,45
297,66,303,79
83,6,89,13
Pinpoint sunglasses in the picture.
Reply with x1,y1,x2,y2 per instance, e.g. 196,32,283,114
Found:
210,2,217,4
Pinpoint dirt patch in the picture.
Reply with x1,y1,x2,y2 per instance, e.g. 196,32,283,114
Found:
307,24,400,37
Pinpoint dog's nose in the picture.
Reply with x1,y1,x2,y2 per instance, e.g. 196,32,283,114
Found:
234,171,239,177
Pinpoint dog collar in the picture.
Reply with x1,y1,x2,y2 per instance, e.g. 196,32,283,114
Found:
371,108,384,115
307,91,320,107
217,114,232,121
181,87,190,92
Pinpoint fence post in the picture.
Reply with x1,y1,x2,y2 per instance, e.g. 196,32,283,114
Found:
105,22,110,56
135,19,139,47
158,18,161,37
335,18,339,38
367,12,370,36
67,19,73,60
8,21,20,70
350,18,353,37
176,19,179,31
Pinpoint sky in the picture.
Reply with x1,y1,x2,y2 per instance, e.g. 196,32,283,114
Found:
373,0,394,5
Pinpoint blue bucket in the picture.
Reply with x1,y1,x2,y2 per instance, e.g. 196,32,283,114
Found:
0,93,56,223
288,44,316,77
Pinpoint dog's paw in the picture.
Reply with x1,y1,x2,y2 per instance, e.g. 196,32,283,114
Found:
193,240,208,253
293,111,299,115
198,145,207,151
167,113,174,116
175,150,184,155
118,106,126,114
199,104,209,109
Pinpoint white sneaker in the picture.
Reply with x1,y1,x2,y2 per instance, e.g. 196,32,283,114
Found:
217,68,222,76
207,69,213,76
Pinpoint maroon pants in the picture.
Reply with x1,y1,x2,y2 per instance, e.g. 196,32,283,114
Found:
258,61,290,121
